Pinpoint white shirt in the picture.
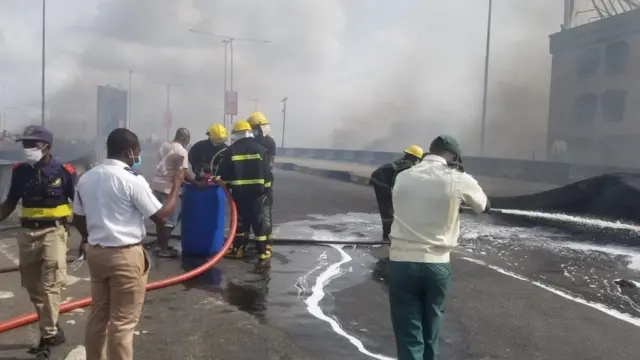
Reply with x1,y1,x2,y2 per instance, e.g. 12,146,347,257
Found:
151,141,189,195
390,155,488,263
72,159,162,247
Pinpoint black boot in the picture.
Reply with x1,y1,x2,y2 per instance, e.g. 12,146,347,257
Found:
28,325,65,354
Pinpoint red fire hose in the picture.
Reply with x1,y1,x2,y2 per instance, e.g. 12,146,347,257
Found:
0,181,238,334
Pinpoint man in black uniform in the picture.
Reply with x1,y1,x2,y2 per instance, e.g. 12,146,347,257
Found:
0,125,77,359
369,145,423,240
188,123,228,179
218,120,271,264
247,112,276,250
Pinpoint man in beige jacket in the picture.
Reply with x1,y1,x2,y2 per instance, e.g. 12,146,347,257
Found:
388,135,490,360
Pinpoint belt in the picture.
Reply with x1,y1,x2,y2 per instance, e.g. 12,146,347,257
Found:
90,243,141,249
21,219,67,230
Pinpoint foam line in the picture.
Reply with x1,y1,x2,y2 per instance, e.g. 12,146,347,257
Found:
461,257,640,327
304,243,395,360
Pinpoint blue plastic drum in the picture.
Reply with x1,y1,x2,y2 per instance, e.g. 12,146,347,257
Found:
180,183,226,257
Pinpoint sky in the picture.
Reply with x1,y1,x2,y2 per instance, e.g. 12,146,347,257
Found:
0,0,575,159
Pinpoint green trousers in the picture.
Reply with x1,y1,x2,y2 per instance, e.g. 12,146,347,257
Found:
388,261,452,360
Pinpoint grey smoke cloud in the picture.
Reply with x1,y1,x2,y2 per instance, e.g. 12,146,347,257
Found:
1,0,563,159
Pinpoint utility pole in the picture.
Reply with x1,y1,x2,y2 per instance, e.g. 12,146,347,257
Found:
189,29,270,126
127,70,132,129
479,0,493,157
252,99,259,111
165,84,171,141
41,0,46,127
223,39,229,129
281,97,288,148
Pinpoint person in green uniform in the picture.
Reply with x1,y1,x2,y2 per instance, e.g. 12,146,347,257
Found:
388,135,490,360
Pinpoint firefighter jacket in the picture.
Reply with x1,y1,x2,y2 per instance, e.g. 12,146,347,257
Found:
188,139,228,175
217,138,269,198
368,158,416,189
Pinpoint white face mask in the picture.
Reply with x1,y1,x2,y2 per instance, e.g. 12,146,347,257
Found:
23,148,44,165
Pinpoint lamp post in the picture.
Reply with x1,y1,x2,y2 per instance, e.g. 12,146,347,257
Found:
40,0,46,127
127,70,132,129
189,29,270,124
281,97,288,148
479,0,493,157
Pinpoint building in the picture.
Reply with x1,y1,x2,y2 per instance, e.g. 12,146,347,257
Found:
547,2,640,167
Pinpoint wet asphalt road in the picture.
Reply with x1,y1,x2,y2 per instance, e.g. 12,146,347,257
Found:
0,167,639,359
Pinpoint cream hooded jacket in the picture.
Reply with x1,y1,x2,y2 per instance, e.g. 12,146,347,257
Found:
389,155,488,263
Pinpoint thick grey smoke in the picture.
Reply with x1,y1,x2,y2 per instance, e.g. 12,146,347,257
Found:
3,0,563,159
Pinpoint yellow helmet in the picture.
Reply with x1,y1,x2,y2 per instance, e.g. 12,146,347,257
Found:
206,124,227,142
232,120,252,133
247,112,269,127
403,145,424,159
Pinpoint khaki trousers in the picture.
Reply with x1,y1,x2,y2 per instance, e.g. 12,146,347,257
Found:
18,225,68,338
84,244,149,360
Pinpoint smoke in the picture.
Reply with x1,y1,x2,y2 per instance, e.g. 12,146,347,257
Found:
3,0,562,159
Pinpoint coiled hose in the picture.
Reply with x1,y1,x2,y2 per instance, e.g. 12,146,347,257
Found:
0,181,237,334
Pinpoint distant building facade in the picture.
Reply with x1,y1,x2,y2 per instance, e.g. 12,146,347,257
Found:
547,8,640,167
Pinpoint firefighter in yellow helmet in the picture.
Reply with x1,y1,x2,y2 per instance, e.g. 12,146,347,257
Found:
247,112,276,251
188,124,228,180
368,145,423,240
217,120,271,266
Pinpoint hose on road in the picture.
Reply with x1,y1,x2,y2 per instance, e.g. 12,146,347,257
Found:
0,181,238,334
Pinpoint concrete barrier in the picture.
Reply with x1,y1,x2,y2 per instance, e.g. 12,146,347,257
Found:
279,147,640,184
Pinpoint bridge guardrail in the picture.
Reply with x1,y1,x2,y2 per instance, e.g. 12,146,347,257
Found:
278,147,638,185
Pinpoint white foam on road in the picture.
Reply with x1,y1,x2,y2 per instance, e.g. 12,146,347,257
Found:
498,209,640,232
461,257,640,327
64,345,86,360
303,232,395,360
0,290,14,299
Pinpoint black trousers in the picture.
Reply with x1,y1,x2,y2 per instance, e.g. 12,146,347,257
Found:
233,194,268,254
373,185,393,239
264,186,273,244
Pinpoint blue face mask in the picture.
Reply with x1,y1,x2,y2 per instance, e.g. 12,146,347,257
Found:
131,154,142,170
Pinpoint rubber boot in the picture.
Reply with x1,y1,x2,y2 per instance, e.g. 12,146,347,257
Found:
225,235,247,259
28,324,65,355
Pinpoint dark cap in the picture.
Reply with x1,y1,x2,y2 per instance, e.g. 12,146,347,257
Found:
429,134,461,157
15,125,53,144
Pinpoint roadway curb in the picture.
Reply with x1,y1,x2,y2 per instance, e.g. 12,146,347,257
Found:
275,162,370,186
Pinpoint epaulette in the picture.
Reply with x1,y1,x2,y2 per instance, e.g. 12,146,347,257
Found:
124,167,140,176
62,163,76,175
12,162,23,170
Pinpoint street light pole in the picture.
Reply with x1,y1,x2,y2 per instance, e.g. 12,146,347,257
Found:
165,84,171,141
479,0,493,157
281,97,288,148
127,70,132,129
252,99,259,111
223,39,229,129
41,0,46,127
188,29,270,126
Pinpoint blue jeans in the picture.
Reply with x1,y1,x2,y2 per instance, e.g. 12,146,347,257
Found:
152,191,181,228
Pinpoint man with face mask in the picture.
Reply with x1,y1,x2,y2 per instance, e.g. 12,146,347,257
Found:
188,123,228,179
151,128,203,258
0,125,77,359
217,120,270,266
247,112,276,252
73,128,183,360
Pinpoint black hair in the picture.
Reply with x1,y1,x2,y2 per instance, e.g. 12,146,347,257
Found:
106,128,139,158
402,153,420,163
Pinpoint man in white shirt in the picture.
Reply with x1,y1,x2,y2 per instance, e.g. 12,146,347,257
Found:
150,128,202,258
72,128,183,360
388,135,490,360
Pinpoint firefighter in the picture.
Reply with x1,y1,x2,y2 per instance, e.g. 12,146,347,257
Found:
369,145,424,240
0,125,77,359
188,123,228,180
217,120,271,264
247,112,276,250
